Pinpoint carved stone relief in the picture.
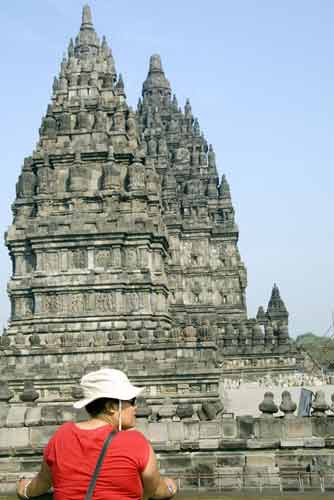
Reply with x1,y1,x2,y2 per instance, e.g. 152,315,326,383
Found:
95,248,113,268
13,296,33,318
69,248,87,269
96,292,116,313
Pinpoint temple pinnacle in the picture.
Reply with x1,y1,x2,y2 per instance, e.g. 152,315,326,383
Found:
142,54,171,97
149,54,163,73
82,4,93,27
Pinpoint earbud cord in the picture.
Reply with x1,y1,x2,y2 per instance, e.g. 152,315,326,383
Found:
118,400,122,431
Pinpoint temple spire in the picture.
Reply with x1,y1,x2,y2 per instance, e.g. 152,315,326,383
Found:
74,4,99,59
82,5,93,28
149,54,163,73
219,174,231,199
266,283,289,324
142,54,171,100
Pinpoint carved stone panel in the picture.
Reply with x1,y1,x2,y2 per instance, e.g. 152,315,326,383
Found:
95,248,113,268
69,248,87,269
68,294,87,315
126,247,137,269
13,296,33,319
95,291,116,313
42,294,64,315
43,252,59,273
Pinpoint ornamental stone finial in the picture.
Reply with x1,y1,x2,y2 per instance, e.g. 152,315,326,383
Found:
259,391,278,417
82,5,93,27
19,381,39,403
280,390,297,417
0,380,14,403
312,390,329,417
149,54,163,73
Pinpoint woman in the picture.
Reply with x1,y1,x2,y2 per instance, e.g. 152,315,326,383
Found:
17,368,177,500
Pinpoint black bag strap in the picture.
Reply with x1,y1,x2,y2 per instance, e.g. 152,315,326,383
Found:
85,430,117,500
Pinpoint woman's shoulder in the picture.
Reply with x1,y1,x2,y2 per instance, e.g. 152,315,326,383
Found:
49,421,75,440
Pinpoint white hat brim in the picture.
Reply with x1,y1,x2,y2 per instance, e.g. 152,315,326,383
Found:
73,385,144,409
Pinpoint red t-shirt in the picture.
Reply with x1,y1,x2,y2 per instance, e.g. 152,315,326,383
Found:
44,422,150,500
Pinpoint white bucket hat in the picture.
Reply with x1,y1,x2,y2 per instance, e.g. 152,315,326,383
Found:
73,368,144,409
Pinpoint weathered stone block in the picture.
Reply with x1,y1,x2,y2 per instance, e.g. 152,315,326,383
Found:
246,438,280,449
280,438,304,448
184,421,199,441
254,417,283,439
113,321,127,329
29,425,57,447
312,416,334,437
0,458,21,472
158,405,176,419
0,428,30,450
0,405,9,428
136,420,149,436
59,406,77,423
144,320,157,329
147,422,168,442
154,442,180,452
129,320,142,329
25,407,42,426
180,441,199,450
304,437,325,447
6,406,27,428
222,417,237,438
199,438,219,450
246,454,275,467
199,421,220,438
282,417,312,438
237,416,254,438
276,451,299,466
325,437,334,448
219,438,247,450
41,406,59,425
167,421,184,442
217,454,245,467
159,455,192,471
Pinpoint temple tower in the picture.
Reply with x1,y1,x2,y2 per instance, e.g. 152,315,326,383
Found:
7,6,170,345
0,6,302,407
138,54,248,335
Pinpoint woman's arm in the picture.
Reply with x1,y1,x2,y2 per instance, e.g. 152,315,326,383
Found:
17,461,52,498
141,444,177,500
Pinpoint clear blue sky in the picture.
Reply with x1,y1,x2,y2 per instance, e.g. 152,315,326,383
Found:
1,1,333,337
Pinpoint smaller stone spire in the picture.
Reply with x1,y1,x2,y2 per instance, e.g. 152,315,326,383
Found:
219,175,231,199
184,98,192,117
142,54,171,99
256,306,266,323
68,38,74,58
268,284,287,312
115,73,126,97
208,144,216,168
172,94,178,111
193,118,200,137
267,283,289,324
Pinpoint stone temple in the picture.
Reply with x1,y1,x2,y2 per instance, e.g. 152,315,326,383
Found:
0,5,303,411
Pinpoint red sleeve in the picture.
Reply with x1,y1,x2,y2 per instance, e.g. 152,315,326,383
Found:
131,430,150,472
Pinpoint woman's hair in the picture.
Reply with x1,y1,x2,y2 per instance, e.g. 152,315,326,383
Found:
85,397,118,417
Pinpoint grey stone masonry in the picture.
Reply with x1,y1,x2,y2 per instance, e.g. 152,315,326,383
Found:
1,393,334,494
0,5,303,411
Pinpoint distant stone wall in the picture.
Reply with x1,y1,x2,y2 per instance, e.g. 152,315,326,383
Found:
1,400,334,494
